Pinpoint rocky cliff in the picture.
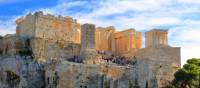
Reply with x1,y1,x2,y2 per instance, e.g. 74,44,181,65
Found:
0,56,158,88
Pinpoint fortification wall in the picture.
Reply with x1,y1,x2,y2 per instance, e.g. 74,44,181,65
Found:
134,46,180,87
16,12,81,43
35,12,81,43
30,38,80,62
1,35,25,56
16,13,36,38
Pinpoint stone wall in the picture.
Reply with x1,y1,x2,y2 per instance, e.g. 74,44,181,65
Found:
16,12,81,61
1,34,25,56
30,38,80,62
134,46,181,87
34,12,81,43
16,13,36,38
16,12,81,43
80,24,97,62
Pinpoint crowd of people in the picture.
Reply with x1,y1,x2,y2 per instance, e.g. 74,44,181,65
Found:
67,51,136,65
102,55,137,65
67,56,83,63
66,54,137,66
98,50,137,65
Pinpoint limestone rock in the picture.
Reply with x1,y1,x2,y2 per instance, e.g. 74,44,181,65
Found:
44,59,158,88
0,56,160,88
0,57,45,88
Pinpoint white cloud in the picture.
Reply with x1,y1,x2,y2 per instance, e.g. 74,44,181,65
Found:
0,29,15,36
168,19,200,66
0,16,20,36
148,17,182,26
178,0,200,4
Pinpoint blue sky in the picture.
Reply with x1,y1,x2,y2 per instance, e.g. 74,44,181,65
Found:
0,0,200,65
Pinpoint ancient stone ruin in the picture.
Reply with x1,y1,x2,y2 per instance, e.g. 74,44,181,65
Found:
0,11,181,88
80,24,97,63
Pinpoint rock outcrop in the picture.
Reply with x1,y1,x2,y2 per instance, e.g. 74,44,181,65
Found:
0,57,45,88
0,56,159,88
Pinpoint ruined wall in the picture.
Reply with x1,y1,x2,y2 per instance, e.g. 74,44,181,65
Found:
16,12,81,61
130,29,180,87
134,46,181,87
95,26,115,52
16,13,36,38
114,29,141,55
1,35,25,56
16,12,81,43
145,29,168,48
34,12,81,43
80,24,97,63
81,24,96,50
31,38,80,62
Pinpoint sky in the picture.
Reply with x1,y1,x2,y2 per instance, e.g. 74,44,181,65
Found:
0,0,200,66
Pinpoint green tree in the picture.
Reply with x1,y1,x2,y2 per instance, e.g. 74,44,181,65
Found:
167,58,200,88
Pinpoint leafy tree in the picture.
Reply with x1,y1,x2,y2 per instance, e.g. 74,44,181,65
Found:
167,58,200,88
